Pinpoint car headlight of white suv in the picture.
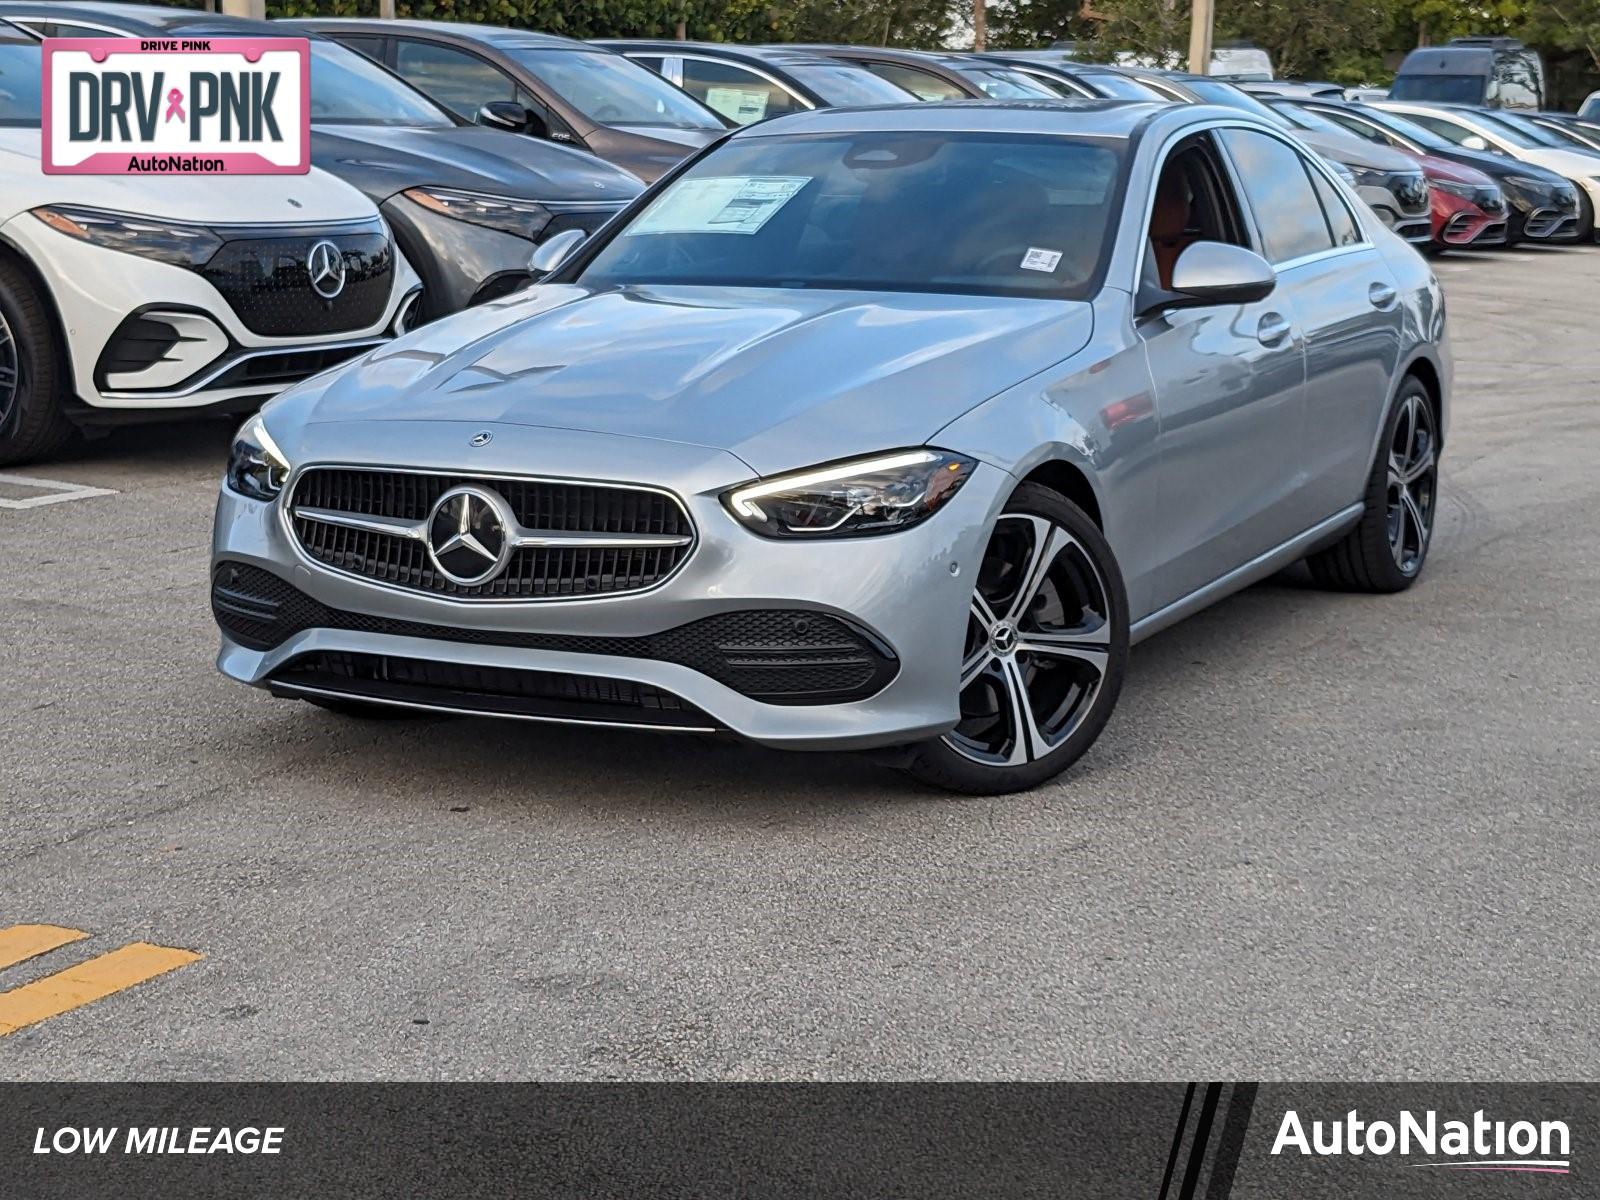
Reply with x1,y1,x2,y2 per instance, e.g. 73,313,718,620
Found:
31,205,224,268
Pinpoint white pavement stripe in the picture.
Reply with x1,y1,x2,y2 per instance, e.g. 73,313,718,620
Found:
0,472,118,510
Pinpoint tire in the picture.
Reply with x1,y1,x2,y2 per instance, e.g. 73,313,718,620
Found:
0,256,75,467
1306,377,1438,593
901,483,1129,796
305,697,430,721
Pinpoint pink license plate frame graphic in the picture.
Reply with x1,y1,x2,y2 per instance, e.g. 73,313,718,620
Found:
42,38,311,175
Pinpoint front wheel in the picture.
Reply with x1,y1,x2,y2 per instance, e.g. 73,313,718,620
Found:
0,256,75,467
902,483,1129,796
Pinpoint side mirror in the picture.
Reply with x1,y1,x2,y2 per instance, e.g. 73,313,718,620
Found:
477,101,530,132
1461,134,1490,151
1166,242,1276,307
529,228,586,277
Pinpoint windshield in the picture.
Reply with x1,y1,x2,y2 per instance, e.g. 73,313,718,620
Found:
1336,106,1457,153
508,48,724,129
1084,72,1167,101
578,130,1124,300
956,65,1058,99
790,63,917,106
308,41,454,127
1453,110,1542,148
1183,79,1292,128
0,40,41,125
1475,110,1571,149
1390,75,1486,105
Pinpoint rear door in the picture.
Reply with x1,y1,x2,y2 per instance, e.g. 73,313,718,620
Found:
1217,126,1402,523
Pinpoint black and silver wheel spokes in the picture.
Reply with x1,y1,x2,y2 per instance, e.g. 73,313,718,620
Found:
1386,393,1437,575
0,310,17,430
945,513,1112,767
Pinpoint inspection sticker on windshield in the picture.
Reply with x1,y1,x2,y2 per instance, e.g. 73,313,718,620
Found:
42,38,310,175
1020,247,1063,273
629,176,810,236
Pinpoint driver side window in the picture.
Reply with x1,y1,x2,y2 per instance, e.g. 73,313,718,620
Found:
1146,136,1249,291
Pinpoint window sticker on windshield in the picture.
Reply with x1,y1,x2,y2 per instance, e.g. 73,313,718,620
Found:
629,176,811,236
703,87,770,123
1020,247,1063,273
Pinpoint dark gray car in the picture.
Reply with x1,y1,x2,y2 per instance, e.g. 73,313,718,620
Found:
297,20,729,183
0,2,645,322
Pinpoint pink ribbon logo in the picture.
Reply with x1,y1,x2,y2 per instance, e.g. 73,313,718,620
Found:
164,88,185,123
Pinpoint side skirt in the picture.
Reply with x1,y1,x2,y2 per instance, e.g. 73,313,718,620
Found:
1129,503,1364,646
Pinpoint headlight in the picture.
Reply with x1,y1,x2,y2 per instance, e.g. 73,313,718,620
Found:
725,449,976,539
1432,179,1478,200
226,413,291,503
402,187,552,239
1347,164,1387,190
32,205,223,268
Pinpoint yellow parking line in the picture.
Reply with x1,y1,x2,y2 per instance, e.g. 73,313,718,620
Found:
0,942,201,1036
0,924,88,970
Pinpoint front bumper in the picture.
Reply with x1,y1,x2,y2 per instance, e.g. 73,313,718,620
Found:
211,421,1008,750
0,214,421,414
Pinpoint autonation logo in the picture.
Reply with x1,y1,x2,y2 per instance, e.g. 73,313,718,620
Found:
1272,1109,1571,1175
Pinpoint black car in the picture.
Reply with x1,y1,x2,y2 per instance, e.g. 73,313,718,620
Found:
597,41,917,125
298,20,729,183
0,2,644,320
788,46,1058,101
1286,97,1584,244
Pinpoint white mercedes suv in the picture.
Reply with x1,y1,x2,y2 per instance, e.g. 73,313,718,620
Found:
0,25,421,464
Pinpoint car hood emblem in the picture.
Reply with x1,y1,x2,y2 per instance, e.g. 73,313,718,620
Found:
307,240,347,300
469,431,493,447
426,486,515,586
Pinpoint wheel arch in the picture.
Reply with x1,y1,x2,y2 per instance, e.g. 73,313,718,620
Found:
1397,350,1446,450
1016,457,1104,530
0,232,77,400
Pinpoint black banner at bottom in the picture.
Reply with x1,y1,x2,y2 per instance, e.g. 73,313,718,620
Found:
0,1083,1589,1198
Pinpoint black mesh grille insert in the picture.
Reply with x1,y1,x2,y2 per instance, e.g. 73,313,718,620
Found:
290,467,694,600
214,562,897,705
200,231,393,336
271,651,716,729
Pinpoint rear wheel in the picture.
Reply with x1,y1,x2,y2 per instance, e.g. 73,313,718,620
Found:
0,257,75,467
902,483,1128,795
1306,378,1438,592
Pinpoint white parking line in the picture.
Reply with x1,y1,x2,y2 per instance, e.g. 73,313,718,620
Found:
0,472,118,509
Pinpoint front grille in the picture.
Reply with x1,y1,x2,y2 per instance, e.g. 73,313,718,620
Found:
214,562,898,704
270,651,717,729
200,229,393,337
290,467,694,600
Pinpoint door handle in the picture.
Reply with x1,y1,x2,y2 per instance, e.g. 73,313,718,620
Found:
1256,313,1292,347
1368,281,1398,309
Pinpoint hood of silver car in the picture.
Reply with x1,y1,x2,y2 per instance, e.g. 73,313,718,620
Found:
297,284,1094,474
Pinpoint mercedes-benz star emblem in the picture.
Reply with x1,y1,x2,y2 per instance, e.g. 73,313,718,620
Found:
425,486,515,586
469,431,493,448
306,240,347,301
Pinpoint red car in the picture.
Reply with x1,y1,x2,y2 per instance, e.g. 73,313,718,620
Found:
1418,154,1509,249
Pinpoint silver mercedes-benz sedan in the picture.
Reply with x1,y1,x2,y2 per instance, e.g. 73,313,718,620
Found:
212,100,1448,794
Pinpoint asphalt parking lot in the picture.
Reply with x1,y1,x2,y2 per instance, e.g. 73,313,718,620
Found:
2,244,1597,1081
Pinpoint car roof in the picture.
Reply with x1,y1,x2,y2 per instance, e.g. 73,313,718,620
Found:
597,41,853,69
296,18,586,51
0,2,288,38
725,97,1196,140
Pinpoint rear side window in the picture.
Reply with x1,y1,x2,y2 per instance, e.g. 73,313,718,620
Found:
679,59,805,124
863,61,967,101
394,40,515,118
1217,128,1337,263
334,35,386,64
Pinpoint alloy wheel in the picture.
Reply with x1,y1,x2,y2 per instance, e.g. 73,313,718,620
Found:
942,513,1112,766
0,308,17,430
1386,392,1437,575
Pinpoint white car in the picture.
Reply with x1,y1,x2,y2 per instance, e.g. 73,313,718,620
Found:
1376,99,1600,235
0,27,420,464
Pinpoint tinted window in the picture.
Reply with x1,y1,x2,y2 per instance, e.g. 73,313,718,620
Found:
1184,80,1293,129
1470,110,1551,148
508,48,724,129
1390,75,1486,104
579,131,1125,299
679,59,804,125
960,66,1057,99
1307,167,1362,246
1082,72,1166,101
1018,69,1091,98
1398,110,1496,149
333,35,385,62
47,21,123,36
1345,107,1457,154
0,41,42,125
1219,129,1336,262
789,63,919,106
628,55,666,74
395,40,515,118
863,62,968,101
308,41,454,127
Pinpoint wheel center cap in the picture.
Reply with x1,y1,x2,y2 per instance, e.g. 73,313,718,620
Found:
990,622,1018,656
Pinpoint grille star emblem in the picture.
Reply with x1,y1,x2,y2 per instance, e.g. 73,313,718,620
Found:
425,486,515,586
